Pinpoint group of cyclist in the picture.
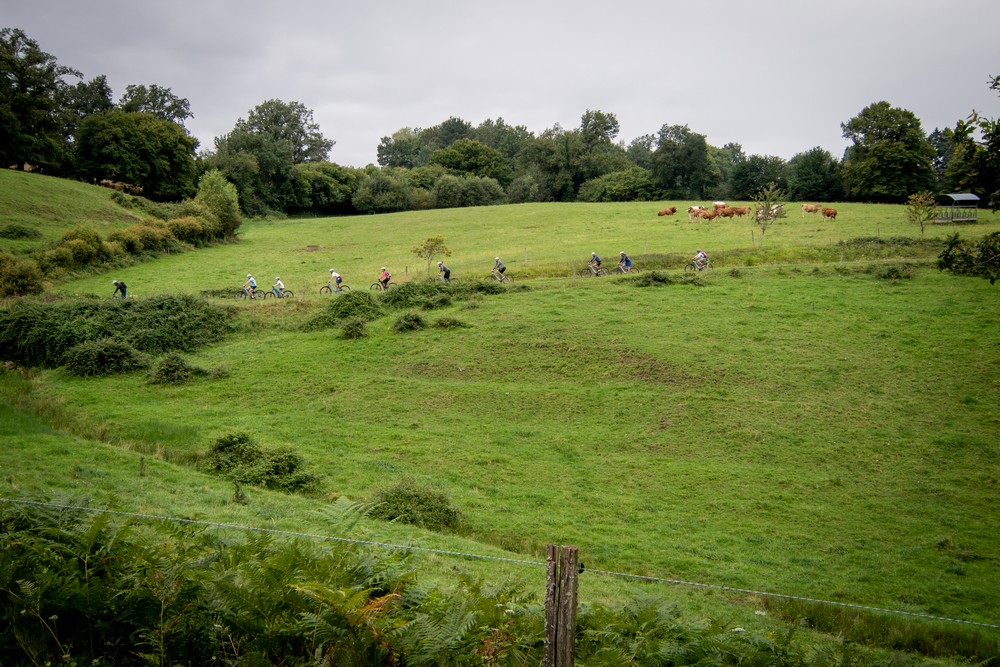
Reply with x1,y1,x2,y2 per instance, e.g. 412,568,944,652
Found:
241,248,709,297
241,273,287,299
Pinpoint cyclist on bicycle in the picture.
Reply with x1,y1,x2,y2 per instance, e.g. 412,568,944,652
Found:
112,279,127,299
329,268,342,291
243,273,257,298
493,257,506,277
378,267,391,289
590,252,602,272
618,251,632,273
437,260,451,283
273,276,286,297
693,249,708,270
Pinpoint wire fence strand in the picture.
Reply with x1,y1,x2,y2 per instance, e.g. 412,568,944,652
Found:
2,497,997,631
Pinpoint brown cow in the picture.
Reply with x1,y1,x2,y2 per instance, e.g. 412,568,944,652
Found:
697,209,719,223
801,204,820,217
821,207,838,221
718,207,737,219
657,207,677,216
732,205,750,218
712,201,727,211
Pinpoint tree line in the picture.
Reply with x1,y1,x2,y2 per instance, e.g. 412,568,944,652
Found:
3,27,998,218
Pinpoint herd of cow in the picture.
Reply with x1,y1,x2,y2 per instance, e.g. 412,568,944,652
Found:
657,201,838,223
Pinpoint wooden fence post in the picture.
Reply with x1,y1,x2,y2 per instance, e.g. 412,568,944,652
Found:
543,543,558,667
543,544,579,667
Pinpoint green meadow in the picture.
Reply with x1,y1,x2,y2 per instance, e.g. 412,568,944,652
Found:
2,170,1000,661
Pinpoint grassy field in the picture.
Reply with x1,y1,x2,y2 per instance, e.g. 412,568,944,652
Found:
2,171,1000,661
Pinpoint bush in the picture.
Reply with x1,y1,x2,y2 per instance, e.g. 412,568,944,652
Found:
391,311,426,333
368,477,463,531
0,223,43,240
434,317,468,329
0,295,233,368
303,290,385,330
866,263,916,281
939,231,1000,285
379,281,447,309
204,432,320,493
62,338,150,377
340,317,368,339
422,293,452,310
166,216,209,245
148,352,207,384
195,169,243,238
0,252,45,297
631,271,676,287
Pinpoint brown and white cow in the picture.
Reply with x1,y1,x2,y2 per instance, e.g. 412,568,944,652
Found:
687,205,705,221
712,201,727,211
821,207,838,221
802,204,820,217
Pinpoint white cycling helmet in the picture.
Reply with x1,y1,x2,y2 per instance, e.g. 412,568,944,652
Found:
381,266,386,270
494,257,499,260
275,276,280,280
112,280,117,285
620,251,625,255
437,260,442,265
246,274,252,278
329,268,335,273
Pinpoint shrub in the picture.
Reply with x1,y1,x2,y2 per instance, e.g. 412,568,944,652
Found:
0,223,43,240
422,293,452,310
391,311,426,333
368,477,463,531
0,295,233,368
0,252,45,297
434,317,468,329
148,352,207,384
107,227,145,254
58,225,109,262
63,338,150,377
938,231,1000,285
303,290,385,330
204,432,320,493
866,263,916,281
166,216,209,245
632,271,676,287
340,317,368,339
379,281,446,309
195,169,243,238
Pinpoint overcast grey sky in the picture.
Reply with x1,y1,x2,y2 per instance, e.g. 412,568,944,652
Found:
5,0,999,167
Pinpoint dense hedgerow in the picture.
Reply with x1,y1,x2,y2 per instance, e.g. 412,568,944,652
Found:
368,477,463,531
0,251,45,297
204,432,320,493
0,295,234,369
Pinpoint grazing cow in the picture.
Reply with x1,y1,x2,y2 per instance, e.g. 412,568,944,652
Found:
718,207,737,219
821,207,838,221
732,206,751,218
712,201,727,211
801,204,820,217
687,205,705,221
657,206,677,216
697,209,719,223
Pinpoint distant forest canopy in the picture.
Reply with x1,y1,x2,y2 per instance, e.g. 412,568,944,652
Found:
3,27,999,217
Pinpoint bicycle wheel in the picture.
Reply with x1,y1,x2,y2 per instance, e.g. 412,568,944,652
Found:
370,282,383,291
501,275,513,284
684,262,697,273
319,285,332,295
282,290,294,299
236,290,248,301
339,285,351,292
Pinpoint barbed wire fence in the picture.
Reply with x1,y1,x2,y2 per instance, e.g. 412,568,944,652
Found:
2,497,998,632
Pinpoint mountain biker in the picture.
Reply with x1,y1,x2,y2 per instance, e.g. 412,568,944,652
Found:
693,249,708,270
112,279,127,299
378,267,391,289
618,251,632,273
273,276,286,297
493,257,506,277
590,252,602,272
329,268,342,291
243,273,257,298
437,260,451,283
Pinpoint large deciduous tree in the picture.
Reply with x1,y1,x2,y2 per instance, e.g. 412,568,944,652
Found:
118,84,193,125
730,154,787,200
651,124,718,199
786,147,843,201
840,101,936,202
210,99,334,214
428,138,511,185
75,110,197,199
0,27,81,171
